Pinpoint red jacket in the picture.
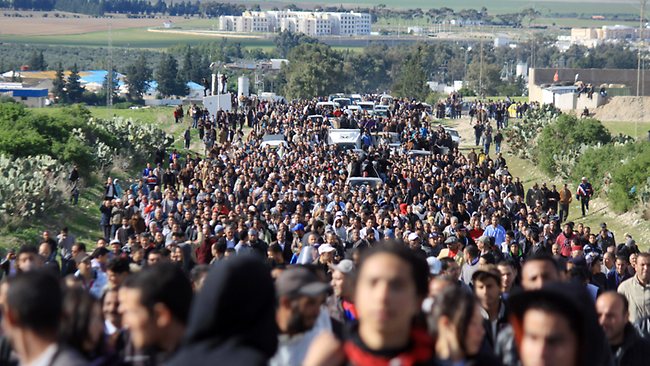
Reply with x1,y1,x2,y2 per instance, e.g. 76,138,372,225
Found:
196,236,216,264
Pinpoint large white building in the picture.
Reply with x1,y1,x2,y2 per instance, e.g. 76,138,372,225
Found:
219,11,371,36
568,25,650,48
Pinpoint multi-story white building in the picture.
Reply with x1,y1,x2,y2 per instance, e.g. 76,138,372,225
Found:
568,25,650,48
219,10,371,36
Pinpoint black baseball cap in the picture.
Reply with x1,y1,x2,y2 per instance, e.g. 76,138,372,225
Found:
276,266,329,298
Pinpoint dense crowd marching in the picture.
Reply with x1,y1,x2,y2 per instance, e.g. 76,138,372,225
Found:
0,94,648,366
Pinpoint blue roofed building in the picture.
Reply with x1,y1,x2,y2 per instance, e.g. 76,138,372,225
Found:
0,82,49,107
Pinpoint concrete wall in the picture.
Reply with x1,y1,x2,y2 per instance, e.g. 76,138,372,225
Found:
203,93,233,116
554,93,576,110
576,93,605,111
530,68,650,96
538,87,605,111
12,96,46,108
144,99,183,107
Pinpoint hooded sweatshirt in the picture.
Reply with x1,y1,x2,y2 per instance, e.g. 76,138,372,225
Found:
167,256,278,366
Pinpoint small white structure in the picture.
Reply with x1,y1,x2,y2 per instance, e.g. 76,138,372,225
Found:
494,36,511,48
238,75,250,97
407,26,424,35
203,93,233,115
516,62,528,79
541,85,606,111
270,59,288,70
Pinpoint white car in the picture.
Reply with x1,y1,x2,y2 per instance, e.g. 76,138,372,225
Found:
346,177,383,189
355,101,375,112
407,149,432,157
444,127,461,146
260,134,288,149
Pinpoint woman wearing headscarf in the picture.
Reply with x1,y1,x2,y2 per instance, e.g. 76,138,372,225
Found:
167,255,278,366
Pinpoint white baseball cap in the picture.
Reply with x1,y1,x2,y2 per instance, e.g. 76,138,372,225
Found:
318,244,336,255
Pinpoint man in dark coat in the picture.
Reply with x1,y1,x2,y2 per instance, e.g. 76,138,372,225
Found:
596,292,650,366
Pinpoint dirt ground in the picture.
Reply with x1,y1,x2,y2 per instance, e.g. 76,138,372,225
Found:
0,12,186,36
593,96,650,122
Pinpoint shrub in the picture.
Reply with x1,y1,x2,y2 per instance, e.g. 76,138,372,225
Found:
534,115,611,177
571,143,634,193
504,104,561,160
0,103,174,223
0,154,67,224
605,143,650,212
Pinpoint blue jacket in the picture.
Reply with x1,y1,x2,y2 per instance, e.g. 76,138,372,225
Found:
606,269,631,291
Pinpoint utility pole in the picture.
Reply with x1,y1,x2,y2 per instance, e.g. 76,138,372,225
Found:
637,0,646,139
637,0,646,97
478,39,485,98
107,23,113,109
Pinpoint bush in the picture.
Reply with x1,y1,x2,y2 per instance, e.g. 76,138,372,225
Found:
457,87,476,97
609,148,650,212
574,142,650,213
571,143,634,193
504,104,561,160
0,154,67,224
0,103,174,224
534,114,611,177
425,92,447,106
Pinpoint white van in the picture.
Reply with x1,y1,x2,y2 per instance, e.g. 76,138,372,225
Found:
327,129,361,150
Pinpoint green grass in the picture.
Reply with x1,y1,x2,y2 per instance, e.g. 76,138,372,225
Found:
237,0,641,15
447,115,650,250
0,27,276,48
602,120,650,140
175,18,221,29
505,152,650,250
532,17,641,28
0,105,197,251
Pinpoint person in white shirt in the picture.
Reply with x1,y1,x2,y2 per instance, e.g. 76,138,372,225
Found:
270,267,331,366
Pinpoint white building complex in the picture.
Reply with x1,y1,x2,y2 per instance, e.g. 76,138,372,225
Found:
219,11,371,36
569,25,650,48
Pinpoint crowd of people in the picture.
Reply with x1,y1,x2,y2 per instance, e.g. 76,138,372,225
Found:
0,94,648,366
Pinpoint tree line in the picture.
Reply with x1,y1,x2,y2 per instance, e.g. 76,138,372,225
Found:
273,35,640,99
6,0,245,17
3,33,641,102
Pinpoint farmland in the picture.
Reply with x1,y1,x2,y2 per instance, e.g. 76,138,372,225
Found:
0,0,644,50
230,0,642,15
0,27,277,49
0,12,188,36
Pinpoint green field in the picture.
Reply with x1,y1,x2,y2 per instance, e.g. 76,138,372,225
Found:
532,17,640,27
0,105,186,250
602,120,650,140
0,27,277,48
445,113,650,250
0,26,370,51
238,0,641,15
